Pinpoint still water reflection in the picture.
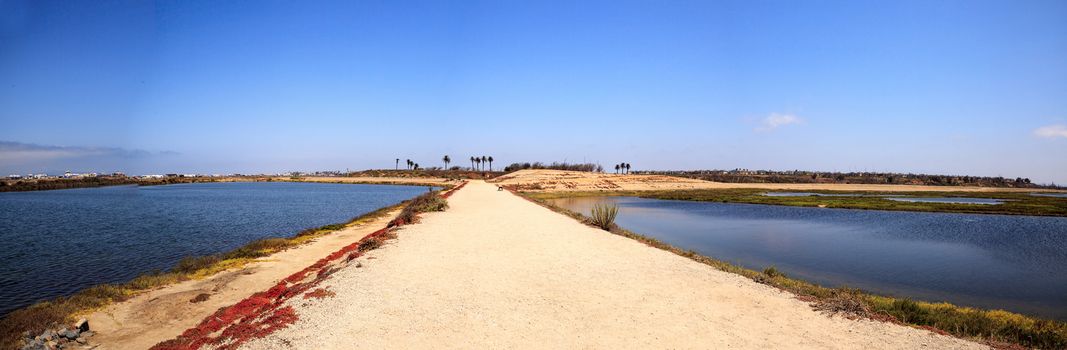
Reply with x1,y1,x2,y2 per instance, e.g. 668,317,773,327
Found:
548,196,1067,320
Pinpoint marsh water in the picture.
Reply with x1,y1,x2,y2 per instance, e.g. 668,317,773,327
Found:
0,182,432,316
884,197,1004,205
764,192,1005,204
548,196,1067,320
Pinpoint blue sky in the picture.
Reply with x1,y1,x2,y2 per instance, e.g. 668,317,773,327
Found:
1,0,1065,183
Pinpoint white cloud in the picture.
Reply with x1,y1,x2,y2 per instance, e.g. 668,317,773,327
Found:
756,113,803,131
0,141,168,162
1033,125,1067,139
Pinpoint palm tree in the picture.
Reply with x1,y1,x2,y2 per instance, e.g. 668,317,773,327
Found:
625,163,631,174
481,156,487,171
414,163,419,170
475,158,482,171
487,156,494,171
406,159,412,170
443,155,451,169
395,158,399,170
470,156,475,170
614,164,620,174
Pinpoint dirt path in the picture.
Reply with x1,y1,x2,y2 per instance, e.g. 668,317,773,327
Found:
239,180,985,350
86,208,402,350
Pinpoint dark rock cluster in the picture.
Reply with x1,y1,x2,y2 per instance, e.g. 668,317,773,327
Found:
21,319,93,350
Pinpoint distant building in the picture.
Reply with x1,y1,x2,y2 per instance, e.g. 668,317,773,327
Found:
7,174,22,180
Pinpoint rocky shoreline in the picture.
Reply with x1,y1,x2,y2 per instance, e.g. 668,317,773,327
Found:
20,319,93,350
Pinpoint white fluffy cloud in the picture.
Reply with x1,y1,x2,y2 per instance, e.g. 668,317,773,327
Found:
756,113,803,131
1033,125,1067,139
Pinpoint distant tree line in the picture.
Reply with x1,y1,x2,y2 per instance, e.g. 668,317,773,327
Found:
503,162,603,173
637,169,1058,189
467,155,494,171
394,155,496,172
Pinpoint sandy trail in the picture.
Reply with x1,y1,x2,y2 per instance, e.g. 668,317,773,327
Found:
241,180,984,350
87,208,403,350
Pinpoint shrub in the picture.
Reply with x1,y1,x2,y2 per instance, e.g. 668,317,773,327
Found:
358,237,382,252
590,203,618,230
396,191,448,224
763,266,783,278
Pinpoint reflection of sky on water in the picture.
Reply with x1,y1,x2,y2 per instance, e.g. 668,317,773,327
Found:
547,196,1067,320
885,197,1003,204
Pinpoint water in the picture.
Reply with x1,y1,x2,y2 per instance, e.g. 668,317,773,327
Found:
548,196,1067,320
884,197,1004,205
1033,193,1067,198
0,182,432,316
763,192,1004,205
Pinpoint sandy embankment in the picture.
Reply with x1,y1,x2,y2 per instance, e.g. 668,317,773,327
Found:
273,176,454,187
234,181,984,349
85,208,402,350
489,169,1060,193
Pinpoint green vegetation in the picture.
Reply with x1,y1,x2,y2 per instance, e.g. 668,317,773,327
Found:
520,194,1067,349
527,189,1067,217
589,203,618,230
0,202,404,350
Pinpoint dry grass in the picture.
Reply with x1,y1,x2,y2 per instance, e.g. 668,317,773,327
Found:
813,289,873,319
589,203,618,230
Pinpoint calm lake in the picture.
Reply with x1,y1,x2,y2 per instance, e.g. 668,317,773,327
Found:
548,196,1067,320
0,182,432,316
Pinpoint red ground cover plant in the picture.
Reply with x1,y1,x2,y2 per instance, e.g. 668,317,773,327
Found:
151,182,466,350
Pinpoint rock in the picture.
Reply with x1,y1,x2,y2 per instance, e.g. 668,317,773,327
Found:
75,337,87,344
80,331,94,338
62,329,79,340
20,338,45,350
74,318,89,332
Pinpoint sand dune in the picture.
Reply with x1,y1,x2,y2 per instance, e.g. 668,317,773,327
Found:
489,169,1054,193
